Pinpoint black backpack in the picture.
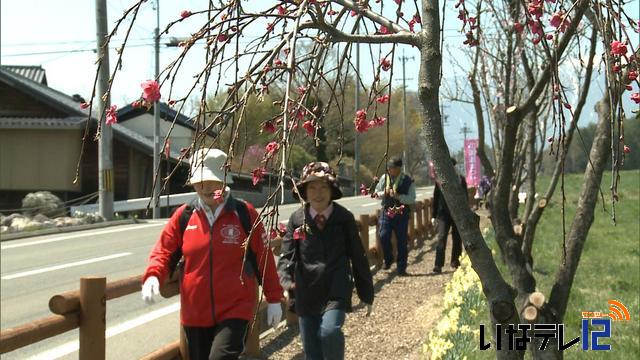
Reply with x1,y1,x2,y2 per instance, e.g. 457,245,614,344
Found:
167,197,263,285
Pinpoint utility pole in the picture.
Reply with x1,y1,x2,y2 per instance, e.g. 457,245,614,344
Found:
96,0,113,220
460,123,471,141
152,0,161,218
399,50,414,174
354,26,360,195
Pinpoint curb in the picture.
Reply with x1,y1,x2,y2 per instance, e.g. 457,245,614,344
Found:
0,219,144,241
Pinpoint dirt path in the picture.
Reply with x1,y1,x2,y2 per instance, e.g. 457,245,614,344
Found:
256,237,456,359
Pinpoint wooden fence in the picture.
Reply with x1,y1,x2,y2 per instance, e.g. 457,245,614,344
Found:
0,197,438,359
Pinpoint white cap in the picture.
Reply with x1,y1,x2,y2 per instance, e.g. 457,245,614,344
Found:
189,148,234,184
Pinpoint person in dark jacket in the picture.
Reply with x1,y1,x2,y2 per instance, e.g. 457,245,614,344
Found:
142,148,283,360
278,161,374,360
431,157,468,274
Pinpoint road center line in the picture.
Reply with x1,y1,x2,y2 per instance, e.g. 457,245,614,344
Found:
28,302,181,360
1,223,162,250
2,252,133,280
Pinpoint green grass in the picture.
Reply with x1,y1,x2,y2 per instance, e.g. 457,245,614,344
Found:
448,170,640,359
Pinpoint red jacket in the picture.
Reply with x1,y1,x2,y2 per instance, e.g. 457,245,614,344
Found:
143,199,283,327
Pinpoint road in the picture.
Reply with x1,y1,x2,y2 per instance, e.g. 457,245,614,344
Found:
0,187,432,359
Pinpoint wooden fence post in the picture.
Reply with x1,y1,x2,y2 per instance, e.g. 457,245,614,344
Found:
180,325,189,360
359,215,370,255
415,201,424,245
244,289,261,358
408,210,415,250
79,277,106,360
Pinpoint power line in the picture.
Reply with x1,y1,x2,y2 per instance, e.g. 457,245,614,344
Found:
3,43,154,57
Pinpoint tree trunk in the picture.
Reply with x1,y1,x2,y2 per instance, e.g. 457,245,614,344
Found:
548,91,613,321
420,1,521,358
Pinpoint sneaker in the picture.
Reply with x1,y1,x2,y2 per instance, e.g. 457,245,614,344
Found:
432,266,442,274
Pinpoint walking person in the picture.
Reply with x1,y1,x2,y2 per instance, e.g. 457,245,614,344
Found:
278,161,374,360
374,157,416,276
141,148,283,360
431,157,468,274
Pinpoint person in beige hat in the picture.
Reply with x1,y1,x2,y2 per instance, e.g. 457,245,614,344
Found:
142,148,283,360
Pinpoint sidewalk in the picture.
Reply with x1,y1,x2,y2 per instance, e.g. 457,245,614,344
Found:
257,237,457,359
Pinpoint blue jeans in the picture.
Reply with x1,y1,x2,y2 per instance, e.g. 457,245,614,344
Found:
379,207,410,272
298,309,346,360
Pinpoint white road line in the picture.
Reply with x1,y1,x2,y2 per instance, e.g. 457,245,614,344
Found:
2,252,132,280
361,202,379,207
1,223,162,250
28,302,181,360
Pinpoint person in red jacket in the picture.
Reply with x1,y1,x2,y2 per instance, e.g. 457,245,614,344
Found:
141,148,283,360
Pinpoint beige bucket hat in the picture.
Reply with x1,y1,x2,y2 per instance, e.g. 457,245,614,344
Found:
189,148,234,184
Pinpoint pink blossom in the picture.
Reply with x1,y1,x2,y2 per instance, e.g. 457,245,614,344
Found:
105,105,118,125
132,100,141,108
381,58,392,71
262,121,276,133
278,223,287,236
355,119,369,133
549,12,569,32
379,26,391,35
265,141,279,154
80,102,90,109
528,0,543,20
546,34,554,40
266,23,274,32
213,189,224,204
611,41,627,56
408,19,417,32
631,93,640,104
413,13,422,24
302,120,315,137
563,103,572,110
376,94,390,103
350,10,357,17
612,64,621,73
277,5,286,15
623,145,631,154
360,184,369,196
217,33,228,42
252,167,265,186
372,116,386,127
180,10,191,18
297,86,307,95
141,80,161,103
328,9,337,16
293,226,306,241
168,99,176,106
356,109,367,120
514,22,524,33
274,59,283,67
394,0,403,4
628,70,638,81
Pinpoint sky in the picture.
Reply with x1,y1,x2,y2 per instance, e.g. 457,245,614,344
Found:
2,0,638,153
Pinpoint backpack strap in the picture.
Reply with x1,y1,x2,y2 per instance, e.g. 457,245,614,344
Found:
231,197,263,286
168,204,194,278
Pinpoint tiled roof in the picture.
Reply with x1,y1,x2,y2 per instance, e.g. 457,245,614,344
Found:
0,116,85,130
1,65,48,85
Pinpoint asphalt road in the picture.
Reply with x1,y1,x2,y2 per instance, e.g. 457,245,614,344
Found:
0,187,432,359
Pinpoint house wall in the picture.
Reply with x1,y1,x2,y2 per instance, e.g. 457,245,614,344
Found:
0,81,66,117
0,129,81,192
118,113,195,153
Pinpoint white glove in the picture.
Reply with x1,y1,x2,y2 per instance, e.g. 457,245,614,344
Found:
431,218,437,228
266,303,282,329
142,276,160,304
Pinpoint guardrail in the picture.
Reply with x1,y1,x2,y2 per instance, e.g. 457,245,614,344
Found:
1,197,440,359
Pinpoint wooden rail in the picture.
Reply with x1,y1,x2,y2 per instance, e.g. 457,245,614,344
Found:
0,192,457,360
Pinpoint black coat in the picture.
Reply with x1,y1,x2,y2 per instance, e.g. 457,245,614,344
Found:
431,175,468,220
277,203,374,316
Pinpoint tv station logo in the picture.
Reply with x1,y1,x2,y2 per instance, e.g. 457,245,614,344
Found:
479,299,631,351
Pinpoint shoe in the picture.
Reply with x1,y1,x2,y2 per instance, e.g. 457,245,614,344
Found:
397,270,409,276
383,264,391,270
451,261,460,269
432,266,442,274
